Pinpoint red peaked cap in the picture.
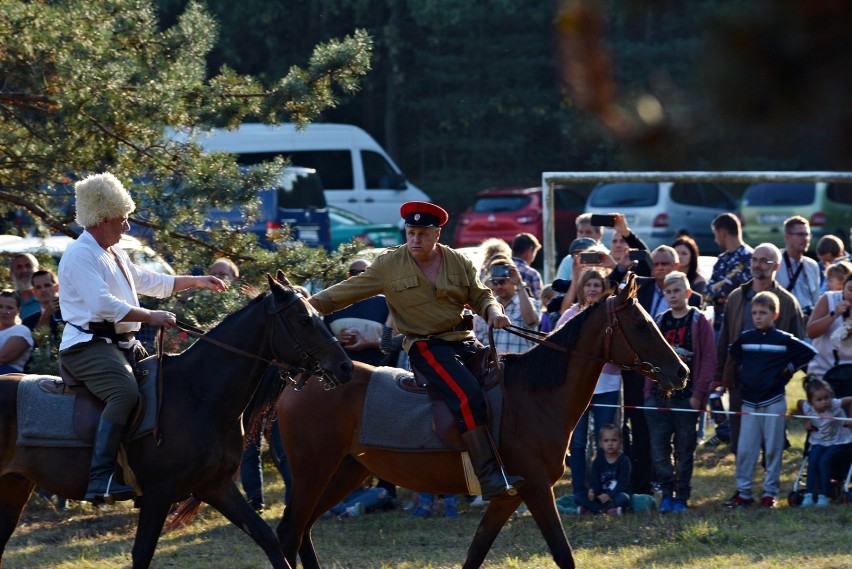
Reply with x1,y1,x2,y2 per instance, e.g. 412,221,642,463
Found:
400,201,449,227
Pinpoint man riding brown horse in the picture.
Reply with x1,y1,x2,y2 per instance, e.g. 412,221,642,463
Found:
309,201,524,500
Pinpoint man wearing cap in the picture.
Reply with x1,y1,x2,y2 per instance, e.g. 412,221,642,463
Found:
309,201,524,500
59,172,228,504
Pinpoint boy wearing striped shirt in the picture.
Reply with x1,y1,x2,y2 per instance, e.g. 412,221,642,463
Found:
725,291,817,508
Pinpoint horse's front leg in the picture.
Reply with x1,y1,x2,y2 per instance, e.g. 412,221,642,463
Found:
132,485,177,568
198,480,291,569
0,473,35,562
524,483,575,569
463,494,522,569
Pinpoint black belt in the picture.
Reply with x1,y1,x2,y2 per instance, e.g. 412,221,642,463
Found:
87,321,135,343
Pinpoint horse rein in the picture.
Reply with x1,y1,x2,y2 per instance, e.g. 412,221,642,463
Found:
169,292,341,388
500,296,661,377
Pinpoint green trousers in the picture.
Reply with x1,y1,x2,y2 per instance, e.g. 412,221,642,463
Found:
60,340,138,425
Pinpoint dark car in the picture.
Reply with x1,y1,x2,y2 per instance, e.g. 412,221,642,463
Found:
207,166,332,250
452,186,587,258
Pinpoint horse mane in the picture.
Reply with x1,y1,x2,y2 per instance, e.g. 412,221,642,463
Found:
242,364,288,443
503,296,605,391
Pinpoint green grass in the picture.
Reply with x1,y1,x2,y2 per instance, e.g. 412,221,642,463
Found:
6,380,852,568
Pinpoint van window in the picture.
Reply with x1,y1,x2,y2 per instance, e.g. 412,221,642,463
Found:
827,183,852,205
701,184,736,209
670,184,705,207
234,151,355,190
288,150,354,190
743,183,814,206
276,170,327,209
589,183,658,207
362,150,404,189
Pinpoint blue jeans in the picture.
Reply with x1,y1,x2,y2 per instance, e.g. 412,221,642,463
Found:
574,491,631,513
329,487,390,515
806,443,851,497
645,394,699,501
569,390,619,498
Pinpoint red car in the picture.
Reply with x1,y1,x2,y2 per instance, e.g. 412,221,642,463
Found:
452,186,587,258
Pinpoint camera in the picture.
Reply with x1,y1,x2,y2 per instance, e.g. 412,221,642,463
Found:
589,214,617,228
490,264,511,278
628,249,652,266
579,251,602,264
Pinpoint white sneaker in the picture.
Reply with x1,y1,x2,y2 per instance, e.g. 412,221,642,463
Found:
815,495,830,508
800,494,814,508
344,502,364,517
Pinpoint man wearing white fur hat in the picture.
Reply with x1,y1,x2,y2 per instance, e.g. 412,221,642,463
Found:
58,172,228,504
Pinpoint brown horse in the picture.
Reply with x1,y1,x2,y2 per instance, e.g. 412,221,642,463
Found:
0,272,353,569
275,274,689,569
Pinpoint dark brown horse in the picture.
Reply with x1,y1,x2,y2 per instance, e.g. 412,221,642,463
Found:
275,274,688,569
0,272,353,569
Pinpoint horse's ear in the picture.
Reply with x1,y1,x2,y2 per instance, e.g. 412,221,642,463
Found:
619,273,638,300
266,273,283,292
275,269,291,286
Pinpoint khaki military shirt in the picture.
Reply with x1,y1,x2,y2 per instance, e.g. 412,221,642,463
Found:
313,244,502,352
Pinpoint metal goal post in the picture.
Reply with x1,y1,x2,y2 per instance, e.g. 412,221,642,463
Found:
539,171,852,283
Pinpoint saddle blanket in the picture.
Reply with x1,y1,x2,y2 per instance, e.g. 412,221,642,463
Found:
16,374,157,448
359,366,501,451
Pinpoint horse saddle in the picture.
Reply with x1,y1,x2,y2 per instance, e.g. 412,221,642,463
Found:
35,357,155,444
398,343,503,450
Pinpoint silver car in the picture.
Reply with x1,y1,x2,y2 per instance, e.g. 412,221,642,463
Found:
584,182,737,254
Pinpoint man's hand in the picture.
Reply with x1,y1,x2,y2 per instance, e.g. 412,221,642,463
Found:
487,307,511,329
197,275,228,292
148,310,177,329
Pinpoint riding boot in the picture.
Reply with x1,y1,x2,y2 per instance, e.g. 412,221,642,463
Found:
461,426,524,500
84,418,135,505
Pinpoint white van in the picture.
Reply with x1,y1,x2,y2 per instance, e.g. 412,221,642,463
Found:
188,123,429,225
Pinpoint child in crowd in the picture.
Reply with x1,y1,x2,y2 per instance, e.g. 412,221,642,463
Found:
796,377,852,507
726,291,817,508
647,272,715,513
575,424,631,515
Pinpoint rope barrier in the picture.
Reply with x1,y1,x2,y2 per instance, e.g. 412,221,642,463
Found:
591,403,852,423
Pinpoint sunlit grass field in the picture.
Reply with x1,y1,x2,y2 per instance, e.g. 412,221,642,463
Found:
6,380,852,568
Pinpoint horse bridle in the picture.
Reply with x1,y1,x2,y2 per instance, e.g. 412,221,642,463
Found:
501,295,661,377
172,290,343,390
264,291,344,390
601,296,662,376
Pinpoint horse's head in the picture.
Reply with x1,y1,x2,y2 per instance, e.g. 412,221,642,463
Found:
604,274,689,392
265,270,354,388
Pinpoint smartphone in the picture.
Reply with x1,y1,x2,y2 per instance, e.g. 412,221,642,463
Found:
579,251,602,264
490,265,511,278
589,213,617,228
628,249,646,262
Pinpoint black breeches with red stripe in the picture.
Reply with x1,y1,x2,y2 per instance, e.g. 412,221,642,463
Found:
409,339,486,433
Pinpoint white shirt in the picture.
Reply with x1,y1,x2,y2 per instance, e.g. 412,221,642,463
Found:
0,324,34,370
58,231,175,351
775,252,821,313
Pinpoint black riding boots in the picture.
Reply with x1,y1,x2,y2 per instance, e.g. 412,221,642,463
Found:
84,418,135,504
461,425,524,500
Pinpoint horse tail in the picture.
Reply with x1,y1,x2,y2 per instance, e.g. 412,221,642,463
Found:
164,495,204,532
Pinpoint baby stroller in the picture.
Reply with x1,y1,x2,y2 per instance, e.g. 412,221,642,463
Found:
788,363,852,506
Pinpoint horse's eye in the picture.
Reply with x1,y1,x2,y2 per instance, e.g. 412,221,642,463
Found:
298,316,312,326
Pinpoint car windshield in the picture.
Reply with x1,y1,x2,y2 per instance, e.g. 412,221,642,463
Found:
472,196,530,213
743,183,815,206
589,183,658,207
